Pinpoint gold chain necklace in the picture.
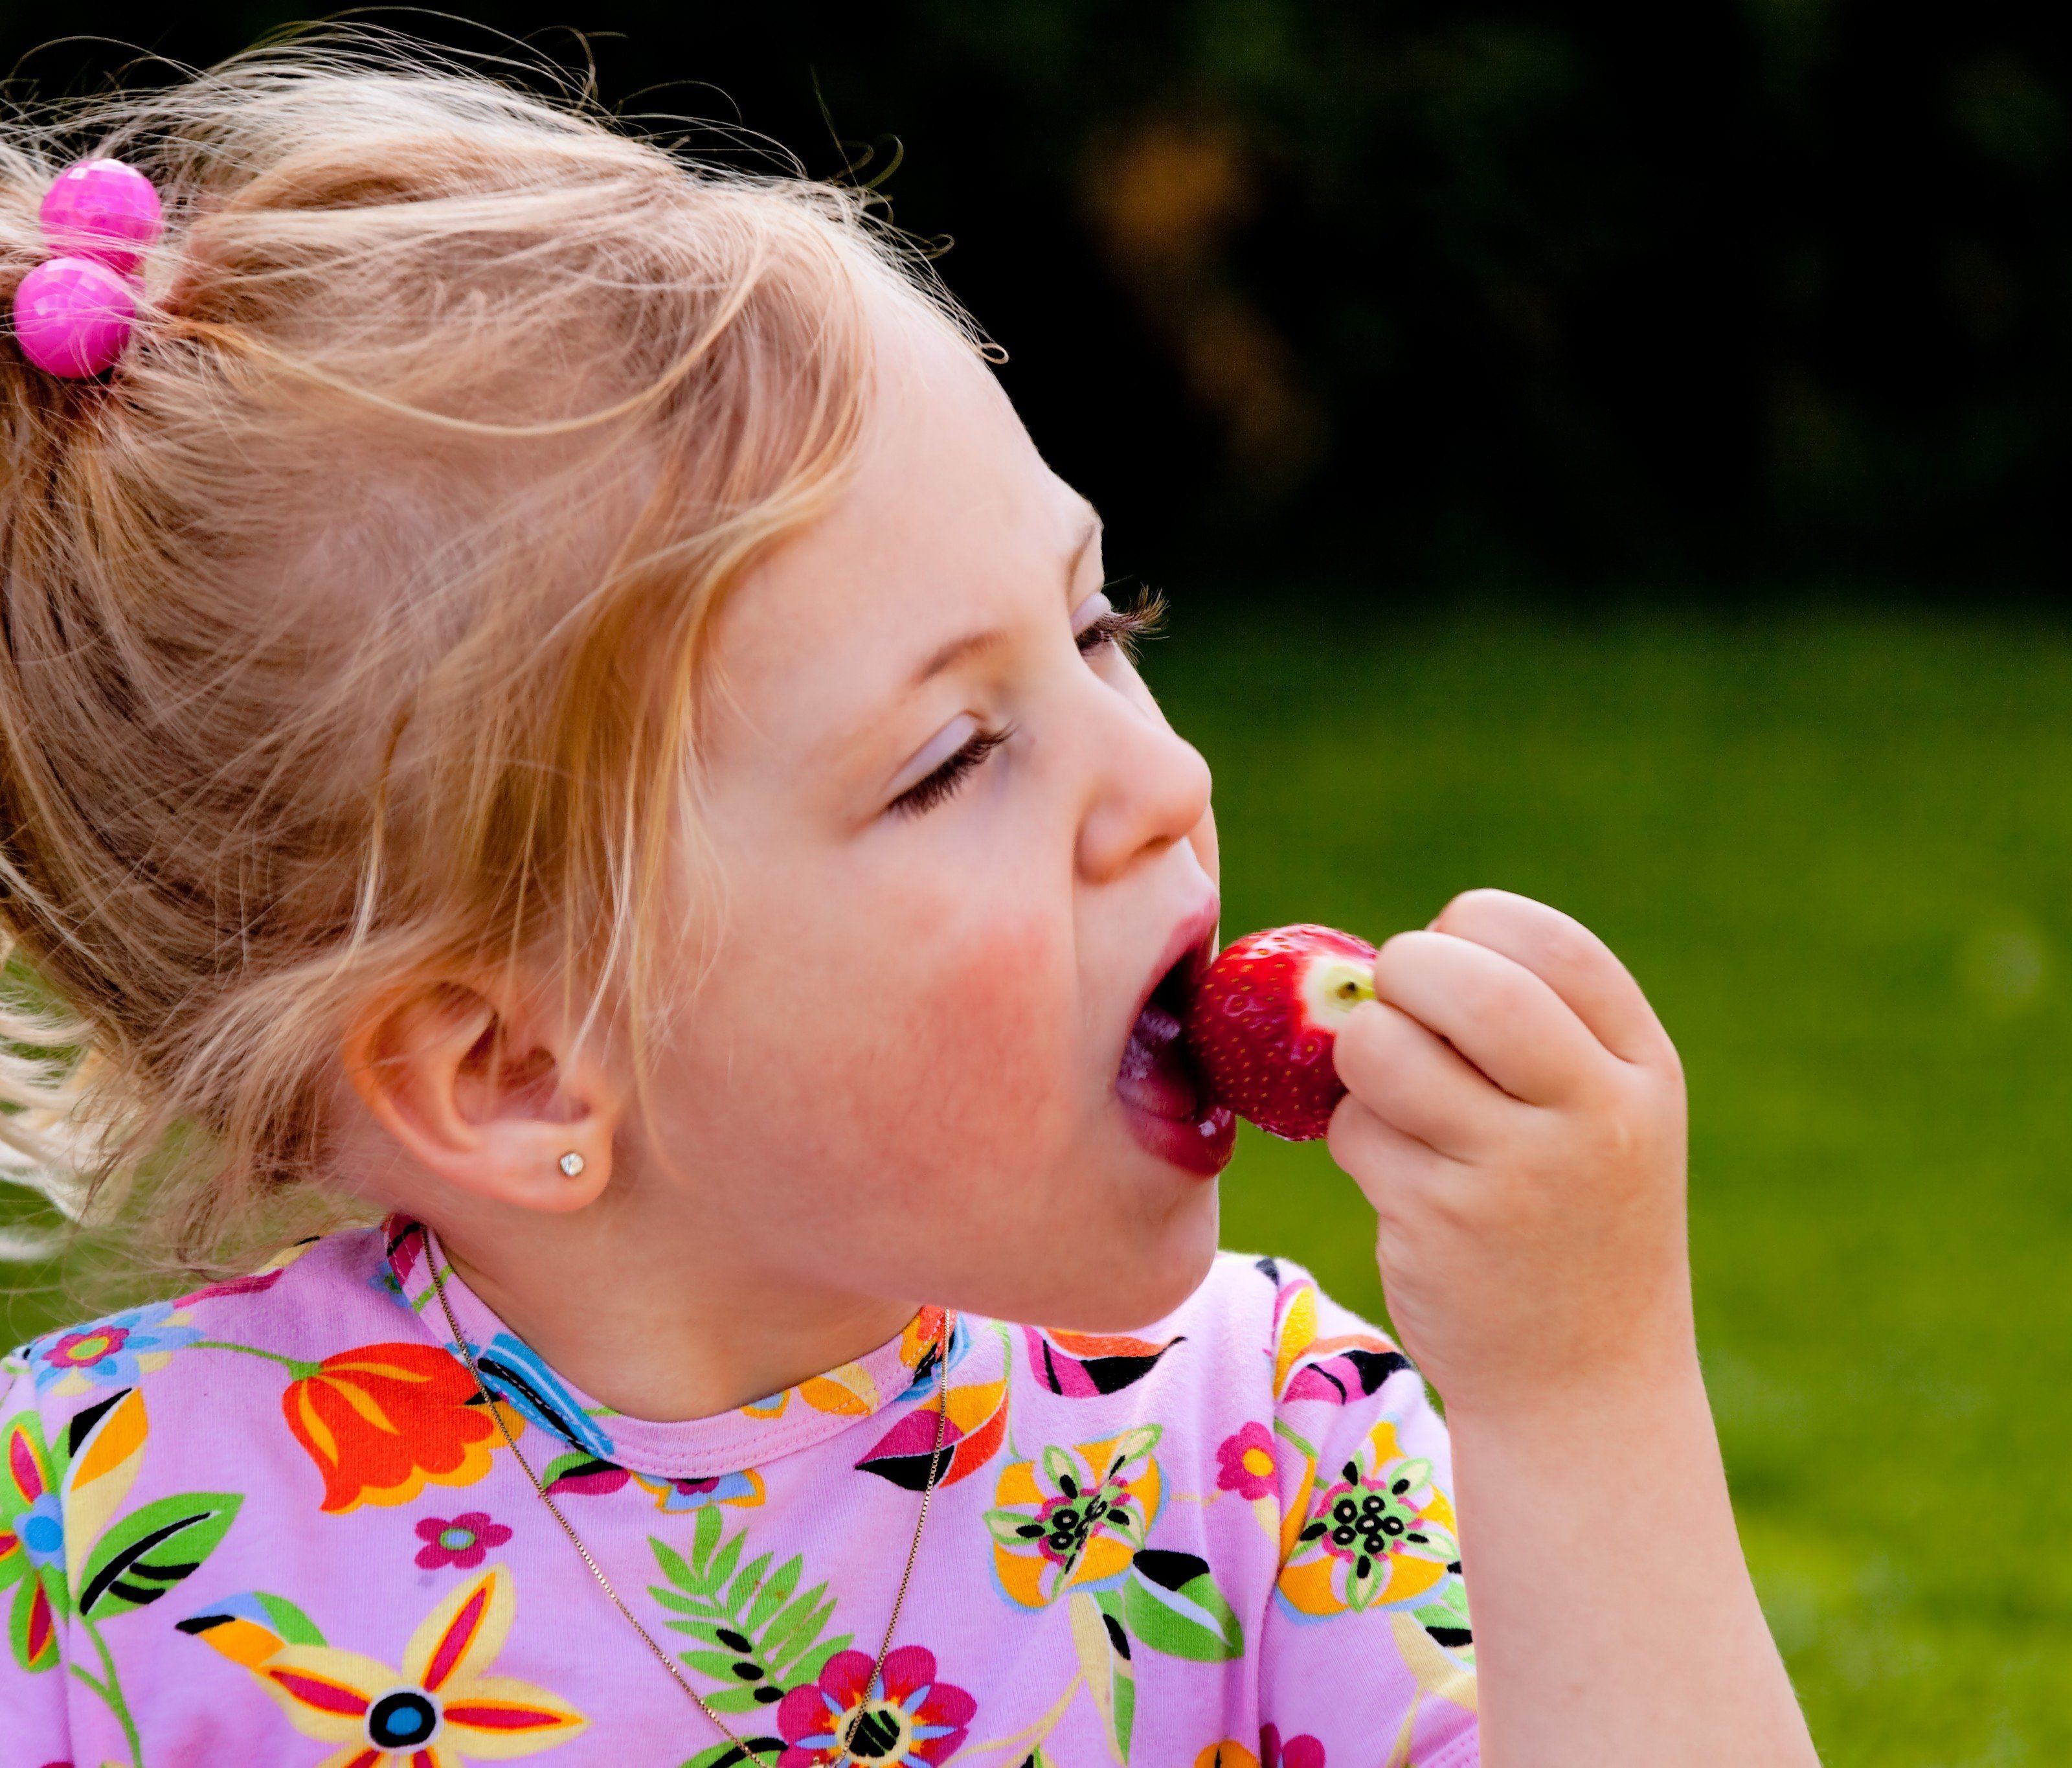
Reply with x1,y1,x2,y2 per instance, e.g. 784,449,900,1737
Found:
427,1249,951,1765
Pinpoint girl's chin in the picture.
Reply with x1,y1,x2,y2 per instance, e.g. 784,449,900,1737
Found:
1117,1093,1237,1178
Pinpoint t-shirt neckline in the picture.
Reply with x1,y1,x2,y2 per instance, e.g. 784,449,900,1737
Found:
380,1214,949,1481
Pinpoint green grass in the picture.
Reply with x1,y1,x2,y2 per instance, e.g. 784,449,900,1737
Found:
9,602,2072,1761
1158,602,2072,1767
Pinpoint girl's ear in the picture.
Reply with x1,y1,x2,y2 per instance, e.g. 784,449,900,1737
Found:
342,978,624,1213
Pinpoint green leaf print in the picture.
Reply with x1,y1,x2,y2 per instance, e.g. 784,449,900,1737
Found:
1070,1588,1135,1763
1412,1576,1474,1660
707,1523,747,1595
1119,1548,1244,1662
76,1491,242,1620
539,1447,602,1490
253,1590,326,1646
648,1516,853,1714
984,1506,1051,1550
1040,1444,1082,1495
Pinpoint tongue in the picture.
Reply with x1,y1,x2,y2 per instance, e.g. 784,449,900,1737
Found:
1118,1001,1205,1121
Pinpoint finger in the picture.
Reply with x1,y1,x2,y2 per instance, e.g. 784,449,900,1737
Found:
1333,998,1518,1161
1372,929,1605,1105
1431,889,1672,1066
1326,1092,1463,1222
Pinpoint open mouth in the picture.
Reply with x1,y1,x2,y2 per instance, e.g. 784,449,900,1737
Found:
1116,929,1236,1178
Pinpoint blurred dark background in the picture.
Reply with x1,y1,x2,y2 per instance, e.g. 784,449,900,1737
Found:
12,1,2072,599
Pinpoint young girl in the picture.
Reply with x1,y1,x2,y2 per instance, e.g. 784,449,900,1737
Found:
0,38,1816,1768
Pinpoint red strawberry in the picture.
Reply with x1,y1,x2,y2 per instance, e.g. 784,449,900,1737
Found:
1182,924,1379,1140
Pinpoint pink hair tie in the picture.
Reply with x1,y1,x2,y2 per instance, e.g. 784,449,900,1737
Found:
12,159,163,379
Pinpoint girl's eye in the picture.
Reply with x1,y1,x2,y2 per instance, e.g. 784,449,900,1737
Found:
888,725,1010,819
1074,585,1167,659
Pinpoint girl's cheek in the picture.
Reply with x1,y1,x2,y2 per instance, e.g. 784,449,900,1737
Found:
802,898,1079,1179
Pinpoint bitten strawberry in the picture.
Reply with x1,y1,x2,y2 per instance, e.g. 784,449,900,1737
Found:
1182,924,1380,1140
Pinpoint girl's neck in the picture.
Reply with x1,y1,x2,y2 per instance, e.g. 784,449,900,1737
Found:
431,1199,919,1424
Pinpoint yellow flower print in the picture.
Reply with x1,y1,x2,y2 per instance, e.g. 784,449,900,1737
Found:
184,1565,585,1765
1278,1419,1459,1618
984,1425,1162,1607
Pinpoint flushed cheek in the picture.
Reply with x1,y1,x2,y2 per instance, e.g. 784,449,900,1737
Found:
662,899,1215,1324
829,912,1079,1177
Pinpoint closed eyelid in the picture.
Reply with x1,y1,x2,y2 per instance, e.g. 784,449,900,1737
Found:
886,712,981,800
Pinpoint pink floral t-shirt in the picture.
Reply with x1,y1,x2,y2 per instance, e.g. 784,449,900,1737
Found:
0,1218,1478,1768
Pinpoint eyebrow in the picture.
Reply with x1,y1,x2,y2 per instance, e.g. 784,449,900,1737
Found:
906,510,1104,691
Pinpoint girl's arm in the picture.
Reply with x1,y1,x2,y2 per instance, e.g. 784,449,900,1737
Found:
1325,889,1818,1767
1445,1354,1811,1762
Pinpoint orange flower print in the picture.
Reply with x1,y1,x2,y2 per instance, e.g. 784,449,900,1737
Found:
282,1342,519,1514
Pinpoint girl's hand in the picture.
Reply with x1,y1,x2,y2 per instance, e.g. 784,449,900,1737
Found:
1329,889,1819,1766
1327,887,1692,1418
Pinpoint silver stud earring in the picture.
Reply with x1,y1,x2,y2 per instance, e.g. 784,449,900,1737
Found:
557,1151,587,1178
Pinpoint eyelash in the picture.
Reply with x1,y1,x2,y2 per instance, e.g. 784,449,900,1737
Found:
1077,587,1166,660
888,727,1010,818
887,589,1170,819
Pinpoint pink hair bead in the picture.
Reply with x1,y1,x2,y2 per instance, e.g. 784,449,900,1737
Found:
38,158,163,275
13,256,137,377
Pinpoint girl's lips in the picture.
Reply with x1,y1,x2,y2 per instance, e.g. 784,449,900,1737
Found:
1116,998,1237,1177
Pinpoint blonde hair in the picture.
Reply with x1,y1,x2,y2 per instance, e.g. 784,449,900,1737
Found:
0,30,967,1281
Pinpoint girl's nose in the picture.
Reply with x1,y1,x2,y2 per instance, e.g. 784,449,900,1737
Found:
1075,685,1215,883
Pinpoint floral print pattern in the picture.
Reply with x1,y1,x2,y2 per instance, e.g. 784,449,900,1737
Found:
27,1304,203,1398
463,1333,616,1462
1022,1326,1182,1398
775,1645,975,1768
1197,1728,1327,1768
541,1451,765,1513
172,1236,316,1308
1,1229,1476,1767
0,1405,66,1674
1261,1725,1326,1768
4,1384,244,1760
187,1564,586,1765
986,1427,1162,1607
858,1321,1010,1494
645,1502,855,1719
1268,1276,1411,1409
283,1342,518,1515
1279,1418,1459,1616
1215,1423,1278,1501
774,1641,974,1765
413,1512,512,1571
